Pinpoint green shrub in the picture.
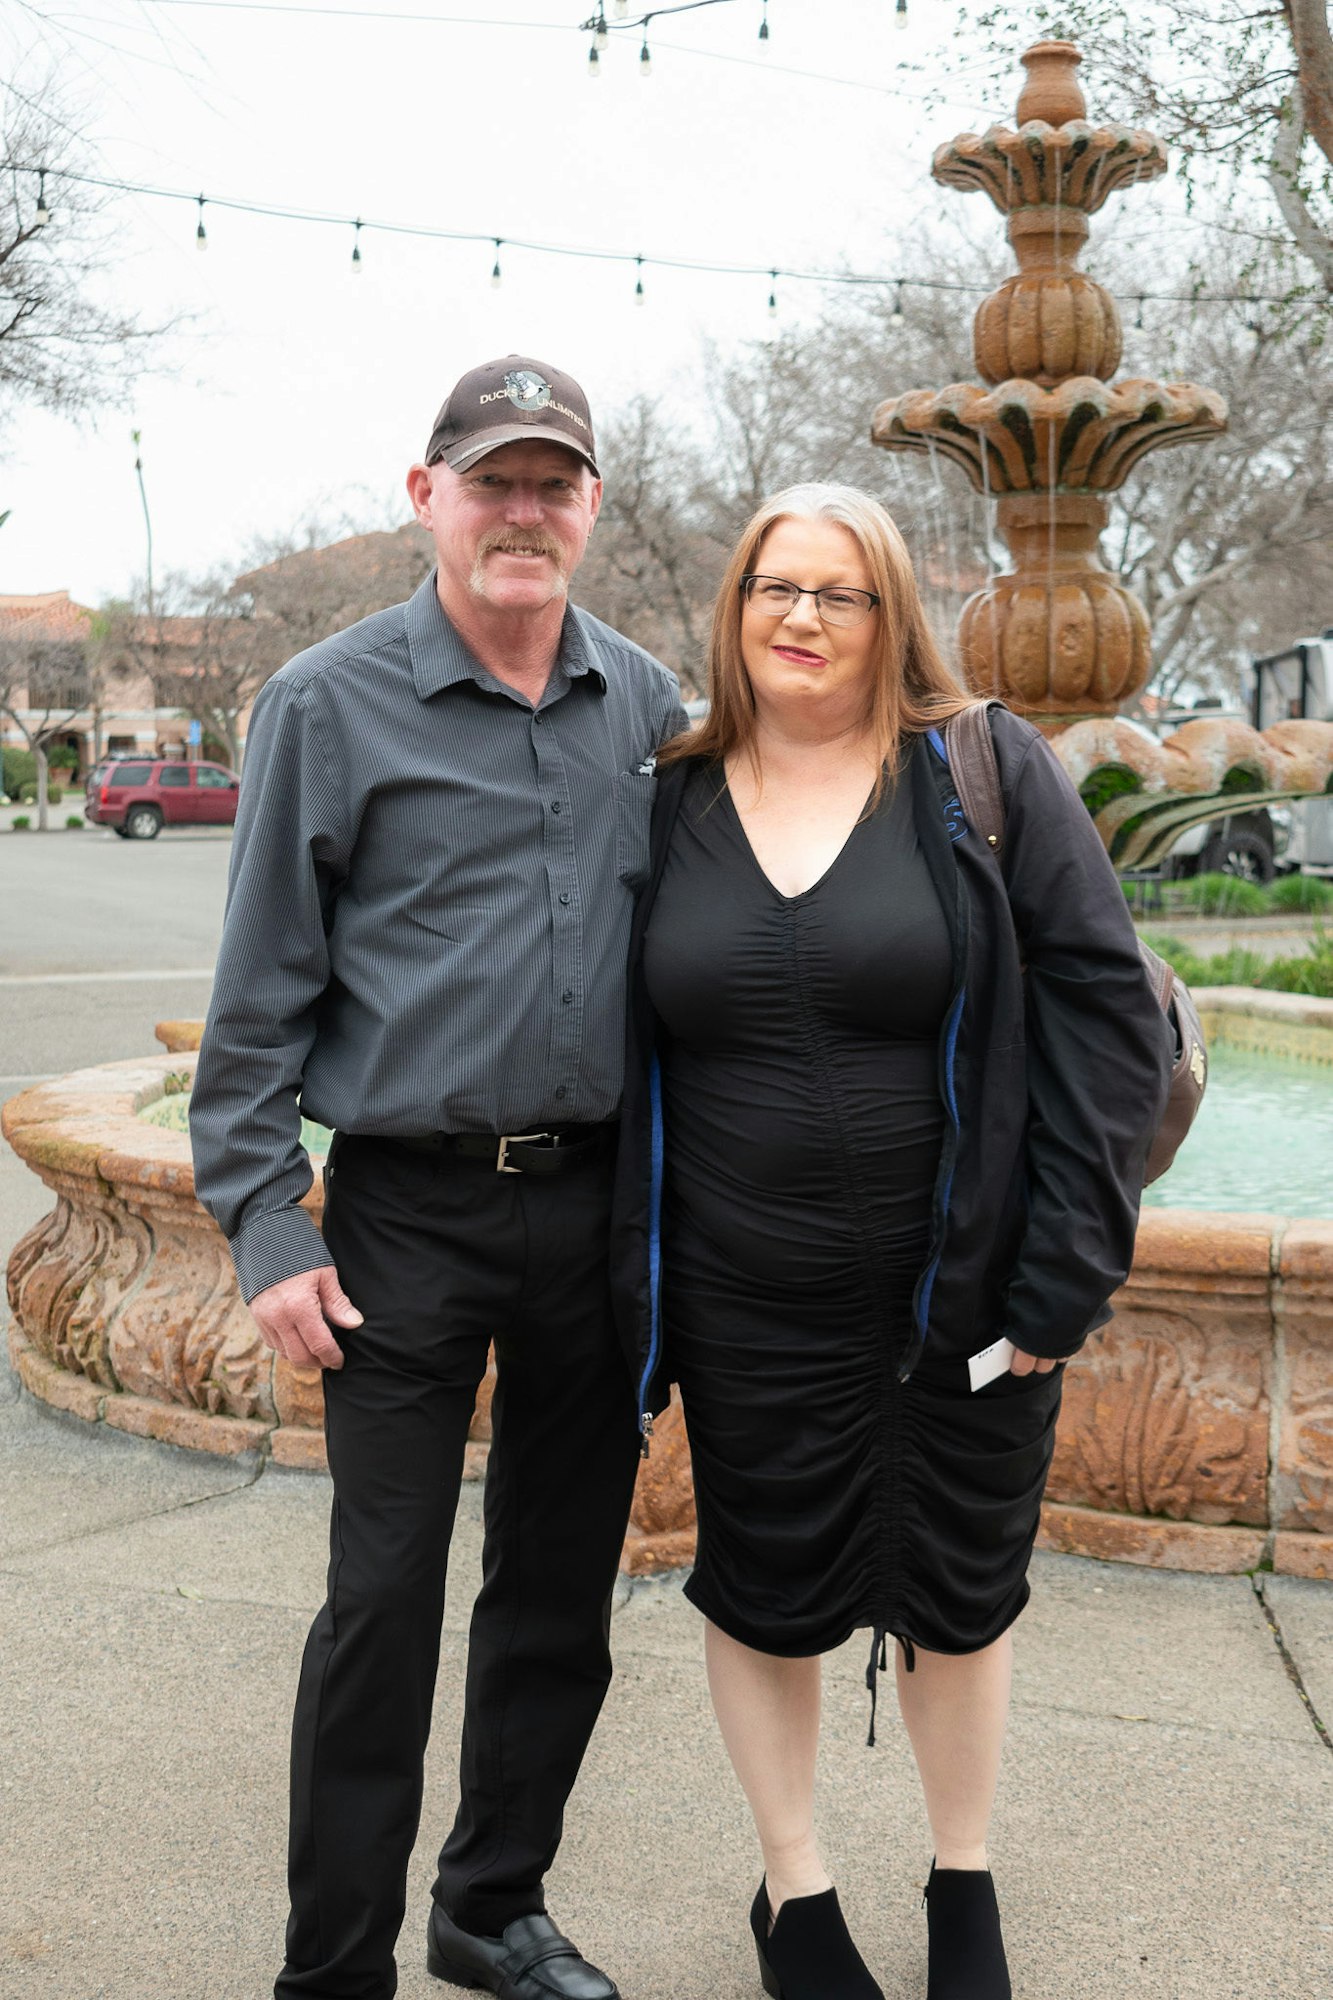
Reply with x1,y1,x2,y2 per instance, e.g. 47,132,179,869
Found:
47,744,78,770
11,814,31,830
65,813,84,829
1259,930,1333,998
1,747,35,799
17,781,63,805
1177,871,1269,918
1267,873,1333,914
1140,933,1269,989
1142,928,1333,996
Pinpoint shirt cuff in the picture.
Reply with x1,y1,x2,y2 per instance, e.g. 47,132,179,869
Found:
229,1204,335,1304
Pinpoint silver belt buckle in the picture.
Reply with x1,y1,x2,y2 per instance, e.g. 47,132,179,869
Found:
496,1130,547,1174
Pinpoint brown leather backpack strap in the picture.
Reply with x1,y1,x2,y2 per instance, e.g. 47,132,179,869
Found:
943,701,1006,855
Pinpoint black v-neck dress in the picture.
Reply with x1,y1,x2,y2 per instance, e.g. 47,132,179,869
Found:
642,761,1062,1668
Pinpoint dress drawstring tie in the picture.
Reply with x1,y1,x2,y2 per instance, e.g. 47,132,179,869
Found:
865,1626,916,1747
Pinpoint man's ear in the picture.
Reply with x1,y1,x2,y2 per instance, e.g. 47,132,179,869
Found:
405,462,433,526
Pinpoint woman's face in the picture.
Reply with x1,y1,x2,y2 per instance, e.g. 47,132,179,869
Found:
739,516,880,726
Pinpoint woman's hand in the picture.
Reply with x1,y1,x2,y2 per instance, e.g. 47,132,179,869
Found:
1008,1347,1065,1378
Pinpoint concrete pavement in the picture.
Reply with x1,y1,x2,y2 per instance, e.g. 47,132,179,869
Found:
2,1344,1332,2000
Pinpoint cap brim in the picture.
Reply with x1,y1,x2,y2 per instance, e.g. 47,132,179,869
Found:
435,424,599,478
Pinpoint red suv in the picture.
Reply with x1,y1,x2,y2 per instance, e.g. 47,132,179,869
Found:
85,759,240,839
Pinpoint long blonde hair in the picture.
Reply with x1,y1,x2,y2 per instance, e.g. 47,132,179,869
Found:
661,483,973,790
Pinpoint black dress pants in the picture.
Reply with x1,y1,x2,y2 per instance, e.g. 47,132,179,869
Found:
275,1134,641,2000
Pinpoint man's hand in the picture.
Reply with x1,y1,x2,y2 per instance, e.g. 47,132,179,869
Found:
250,1266,363,1371
1009,1347,1064,1378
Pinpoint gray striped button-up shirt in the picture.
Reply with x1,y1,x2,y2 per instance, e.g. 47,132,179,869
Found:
190,571,687,1302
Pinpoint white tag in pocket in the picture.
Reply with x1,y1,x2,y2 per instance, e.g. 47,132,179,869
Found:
968,1337,1015,1393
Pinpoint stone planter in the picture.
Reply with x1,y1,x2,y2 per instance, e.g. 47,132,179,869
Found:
4,995,1332,1578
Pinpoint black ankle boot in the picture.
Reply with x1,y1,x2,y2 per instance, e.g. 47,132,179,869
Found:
749,1880,884,2000
922,1862,1011,2000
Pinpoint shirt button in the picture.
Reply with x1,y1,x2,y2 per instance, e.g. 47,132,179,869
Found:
558,892,571,906
555,1085,568,1101
562,989,573,1004
550,800,562,815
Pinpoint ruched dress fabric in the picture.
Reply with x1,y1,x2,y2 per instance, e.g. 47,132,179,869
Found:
642,763,1063,1665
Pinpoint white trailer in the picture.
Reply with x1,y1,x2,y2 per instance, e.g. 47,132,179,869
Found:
1252,633,1333,873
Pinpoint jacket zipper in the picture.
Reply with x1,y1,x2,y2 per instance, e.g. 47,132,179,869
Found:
636,1052,665,1456
898,980,965,1383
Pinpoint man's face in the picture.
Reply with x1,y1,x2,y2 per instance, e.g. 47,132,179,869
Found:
407,438,602,614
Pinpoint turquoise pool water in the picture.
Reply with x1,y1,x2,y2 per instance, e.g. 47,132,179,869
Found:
1143,1044,1333,1216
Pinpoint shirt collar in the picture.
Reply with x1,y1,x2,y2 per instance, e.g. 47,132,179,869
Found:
406,570,607,701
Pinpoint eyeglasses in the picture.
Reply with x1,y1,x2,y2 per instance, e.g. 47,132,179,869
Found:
740,573,881,629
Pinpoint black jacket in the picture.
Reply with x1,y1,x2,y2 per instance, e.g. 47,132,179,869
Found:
610,706,1175,1449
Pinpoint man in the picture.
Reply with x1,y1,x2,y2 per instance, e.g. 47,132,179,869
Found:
190,356,687,2000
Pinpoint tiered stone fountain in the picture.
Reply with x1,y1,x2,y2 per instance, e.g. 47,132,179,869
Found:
4,41,1332,1580
872,39,1333,859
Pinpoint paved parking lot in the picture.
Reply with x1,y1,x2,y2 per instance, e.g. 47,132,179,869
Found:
0,822,231,981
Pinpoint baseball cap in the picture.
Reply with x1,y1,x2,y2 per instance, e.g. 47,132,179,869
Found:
423,356,599,477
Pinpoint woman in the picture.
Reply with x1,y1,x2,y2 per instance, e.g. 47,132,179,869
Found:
612,485,1172,2000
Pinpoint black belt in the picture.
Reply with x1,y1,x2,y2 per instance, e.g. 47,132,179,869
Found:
386,1124,616,1175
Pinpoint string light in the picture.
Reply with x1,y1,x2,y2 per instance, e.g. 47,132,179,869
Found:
758,0,768,43
35,170,50,228
895,0,907,26
351,219,363,270
594,7,609,45
639,34,651,73
491,238,503,286
588,40,600,75
614,0,627,13
635,255,646,304
768,270,778,317
17,167,1316,315
195,194,208,250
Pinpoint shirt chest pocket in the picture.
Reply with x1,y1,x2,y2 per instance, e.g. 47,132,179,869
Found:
614,768,657,889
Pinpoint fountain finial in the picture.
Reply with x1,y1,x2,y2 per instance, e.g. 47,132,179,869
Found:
1016,39,1086,127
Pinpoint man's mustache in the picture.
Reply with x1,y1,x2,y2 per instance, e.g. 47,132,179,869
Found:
476,530,566,567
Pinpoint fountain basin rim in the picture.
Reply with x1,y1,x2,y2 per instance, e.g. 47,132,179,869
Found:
1,1051,325,1217
874,376,1228,429
939,119,1168,154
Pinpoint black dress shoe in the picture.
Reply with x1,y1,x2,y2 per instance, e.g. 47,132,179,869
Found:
426,1905,620,2000
922,1862,1011,2000
749,1880,884,2000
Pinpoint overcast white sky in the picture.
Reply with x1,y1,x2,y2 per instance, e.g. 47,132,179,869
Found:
0,0,1187,607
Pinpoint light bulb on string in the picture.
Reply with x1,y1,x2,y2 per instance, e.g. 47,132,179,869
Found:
613,0,627,15
589,42,601,78
895,0,908,27
34,170,50,228
195,195,208,250
351,220,363,272
595,9,609,48
890,281,905,326
758,1,769,44
639,36,651,76
635,257,646,306
492,239,503,287
768,271,778,318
